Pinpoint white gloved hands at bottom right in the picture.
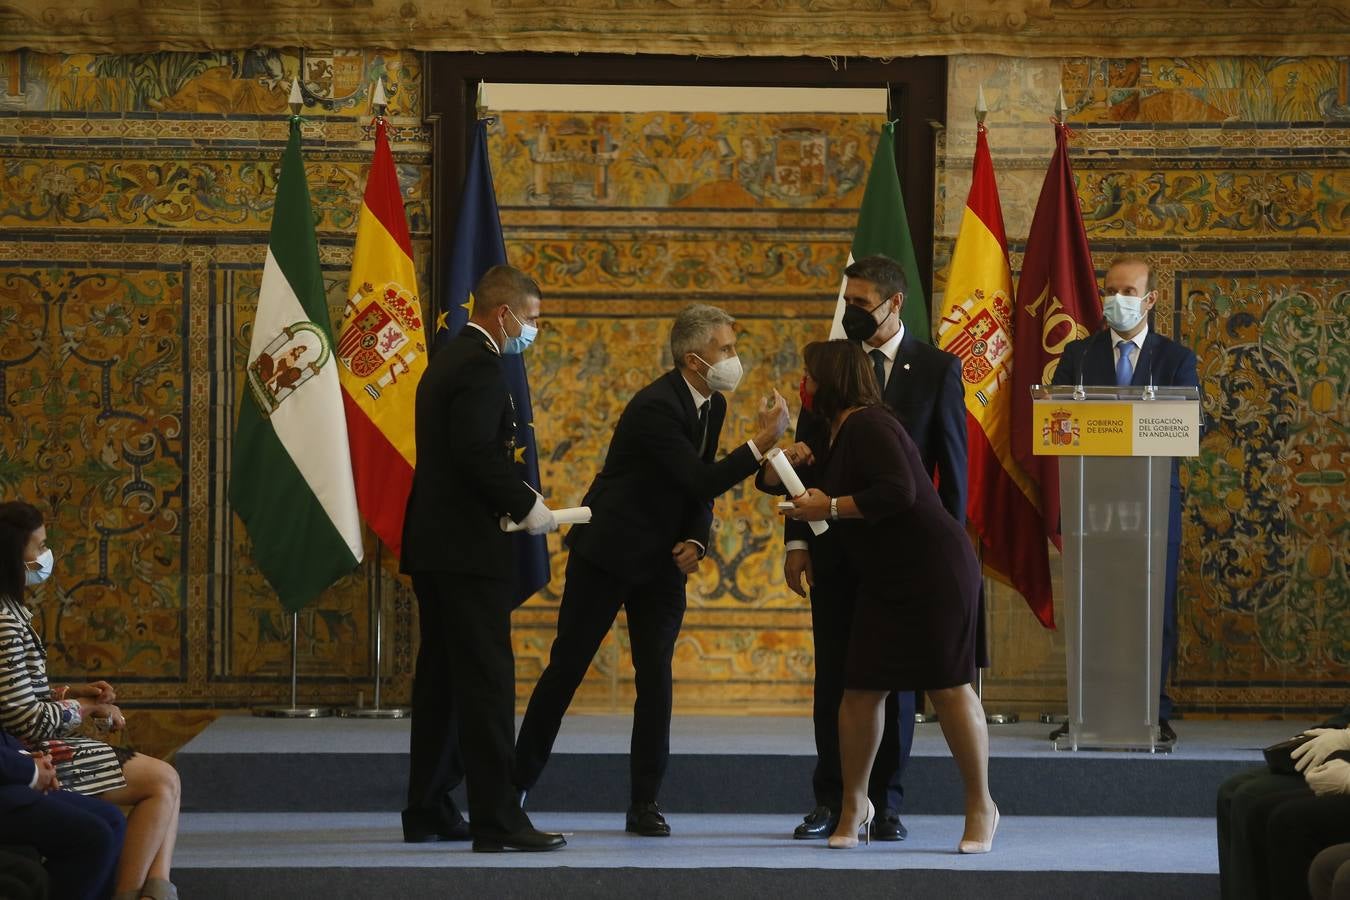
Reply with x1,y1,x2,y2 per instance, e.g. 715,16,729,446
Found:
519,495,558,535
1305,758,1350,796
1292,727,1350,772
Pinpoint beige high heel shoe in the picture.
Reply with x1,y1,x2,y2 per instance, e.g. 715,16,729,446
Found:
957,805,1000,854
827,799,875,849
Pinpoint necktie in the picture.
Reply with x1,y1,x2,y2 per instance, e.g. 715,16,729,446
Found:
696,401,709,456
869,349,887,391
1115,342,1136,387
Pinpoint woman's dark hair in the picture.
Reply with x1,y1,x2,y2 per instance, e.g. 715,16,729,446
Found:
0,501,44,602
803,339,883,422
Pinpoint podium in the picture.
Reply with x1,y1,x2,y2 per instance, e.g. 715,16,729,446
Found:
1031,384,1202,752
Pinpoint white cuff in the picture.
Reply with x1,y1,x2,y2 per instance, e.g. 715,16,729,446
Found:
785,541,809,553
746,440,763,463
28,759,39,789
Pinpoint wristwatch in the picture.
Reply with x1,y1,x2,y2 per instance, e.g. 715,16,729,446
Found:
829,497,839,521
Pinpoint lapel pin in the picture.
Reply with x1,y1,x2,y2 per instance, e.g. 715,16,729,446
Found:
903,363,911,371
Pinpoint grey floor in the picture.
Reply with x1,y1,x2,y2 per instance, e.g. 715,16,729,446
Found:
180,712,1301,761
174,811,1219,873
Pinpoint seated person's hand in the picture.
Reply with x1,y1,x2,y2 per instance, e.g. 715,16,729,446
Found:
34,753,59,793
89,702,126,732
72,681,116,703
1306,758,1350,796
1292,727,1350,772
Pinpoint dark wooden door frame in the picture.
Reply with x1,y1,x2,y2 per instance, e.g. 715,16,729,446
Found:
424,52,948,314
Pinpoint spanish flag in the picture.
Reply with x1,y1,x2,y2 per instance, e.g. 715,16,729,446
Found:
936,121,1054,628
336,113,426,559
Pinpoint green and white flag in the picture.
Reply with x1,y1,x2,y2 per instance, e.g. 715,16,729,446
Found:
829,120,930,343
230,118,363,612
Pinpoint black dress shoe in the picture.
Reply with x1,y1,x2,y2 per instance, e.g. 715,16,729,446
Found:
626,802,671,837
401,808,471,843
872,810,908,841
471,828,566,852
1048,722,1069,740
1159,719,1177,743
793,805,838,840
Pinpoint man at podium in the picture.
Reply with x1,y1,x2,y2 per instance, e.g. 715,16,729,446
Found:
1050,257,1198,743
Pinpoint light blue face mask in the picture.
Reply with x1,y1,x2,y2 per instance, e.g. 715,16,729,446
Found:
502,305,538,355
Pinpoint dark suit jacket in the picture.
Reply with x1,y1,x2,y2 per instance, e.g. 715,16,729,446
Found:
567,368,762,583
401,325,537,576
0,729,39,815
777,332,969,557
1052,327,1200,497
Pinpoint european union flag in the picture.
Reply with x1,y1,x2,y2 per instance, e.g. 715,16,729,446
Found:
439,118,549,606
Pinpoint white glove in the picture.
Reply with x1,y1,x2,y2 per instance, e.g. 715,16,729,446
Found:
519,496,558,536
1305,759,1350,796
1292,727,1350,772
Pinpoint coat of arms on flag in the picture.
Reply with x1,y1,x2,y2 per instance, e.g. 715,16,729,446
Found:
936,291,1013,407
246,322,333,416
337,280,425,400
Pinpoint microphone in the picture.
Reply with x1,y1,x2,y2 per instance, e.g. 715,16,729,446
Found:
1143,349,1157,400
1073,344,1086,401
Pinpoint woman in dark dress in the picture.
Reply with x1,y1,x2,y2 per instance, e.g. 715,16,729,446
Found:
772,341,997,852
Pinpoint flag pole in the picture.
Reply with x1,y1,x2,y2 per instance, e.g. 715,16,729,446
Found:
254,610,333,718
340,541,410,718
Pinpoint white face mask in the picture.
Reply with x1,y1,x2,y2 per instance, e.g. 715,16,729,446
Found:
1102,293,1147,332
694,353,744,393
25,548,54,586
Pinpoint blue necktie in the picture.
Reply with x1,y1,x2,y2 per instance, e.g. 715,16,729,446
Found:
869,349,887,391
1115,342,1136,387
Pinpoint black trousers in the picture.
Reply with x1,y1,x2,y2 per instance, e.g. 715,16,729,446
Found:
809,568,915,815
0,848,45,900
1267,793,1350,900
516,551,687,805
407,571,529,839
0,790,125,900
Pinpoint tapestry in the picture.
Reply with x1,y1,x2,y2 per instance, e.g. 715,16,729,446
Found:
3,1,1350,59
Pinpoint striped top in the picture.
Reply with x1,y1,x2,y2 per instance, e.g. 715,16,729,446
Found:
0,595,83,742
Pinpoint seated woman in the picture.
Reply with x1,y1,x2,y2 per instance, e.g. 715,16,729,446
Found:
0,501,181,900
766,340,997,852
0,723,126,899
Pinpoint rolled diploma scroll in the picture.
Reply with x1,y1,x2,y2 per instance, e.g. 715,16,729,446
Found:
501,506,593,533
766,448,828,536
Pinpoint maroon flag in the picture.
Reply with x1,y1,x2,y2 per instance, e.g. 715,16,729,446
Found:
1009,121,1102,618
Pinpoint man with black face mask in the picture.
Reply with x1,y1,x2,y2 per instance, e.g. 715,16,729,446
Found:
780,253,969,843
1051,256,1199,745
514,303,792,838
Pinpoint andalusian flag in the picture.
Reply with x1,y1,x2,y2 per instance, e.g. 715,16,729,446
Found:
230,117,364,612
336,109,426,558
829,120,929,343
936,121,1053,628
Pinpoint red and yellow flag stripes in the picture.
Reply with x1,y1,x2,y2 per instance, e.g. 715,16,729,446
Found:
336,118,426,558
936,123,1055,628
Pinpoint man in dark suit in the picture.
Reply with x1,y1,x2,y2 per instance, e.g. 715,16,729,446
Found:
1051,256,1199,744
0,727,126,898
783,253,969,842
514,303,790,837
400,264,566,853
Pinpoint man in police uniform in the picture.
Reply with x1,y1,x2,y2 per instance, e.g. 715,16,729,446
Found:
400,265,564,852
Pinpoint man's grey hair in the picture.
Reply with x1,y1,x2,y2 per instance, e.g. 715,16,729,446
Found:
670,304,736,365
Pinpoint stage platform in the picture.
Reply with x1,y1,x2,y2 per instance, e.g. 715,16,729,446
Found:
171,714,1313,898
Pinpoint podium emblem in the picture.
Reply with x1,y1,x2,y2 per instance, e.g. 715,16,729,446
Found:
1043,407,1080,447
